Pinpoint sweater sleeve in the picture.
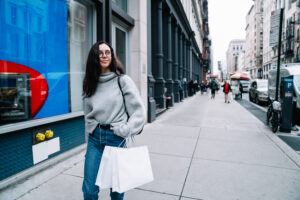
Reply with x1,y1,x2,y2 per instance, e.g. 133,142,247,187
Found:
113,75,146,138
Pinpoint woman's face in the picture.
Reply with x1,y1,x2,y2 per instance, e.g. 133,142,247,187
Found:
99,43,112,72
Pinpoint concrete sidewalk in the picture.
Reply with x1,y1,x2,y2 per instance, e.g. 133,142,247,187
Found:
1,92,300,200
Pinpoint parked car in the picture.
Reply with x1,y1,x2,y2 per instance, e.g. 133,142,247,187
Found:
249,79,268,104
240,80,250,93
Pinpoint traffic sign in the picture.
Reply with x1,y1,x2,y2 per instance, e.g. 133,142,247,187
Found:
270,9,281,46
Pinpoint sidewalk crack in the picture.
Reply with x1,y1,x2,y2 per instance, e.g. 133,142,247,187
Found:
178,128,202,200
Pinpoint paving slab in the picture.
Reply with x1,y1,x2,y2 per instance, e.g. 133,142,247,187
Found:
182,158,300,200
124,189,179,200
99,188,179,200
142,124,200,139
194,136,299,169
63,159,84,178
18,174,83,200
139,153,190,196
199,126,269,143
135,133,198,157
156,98,208,127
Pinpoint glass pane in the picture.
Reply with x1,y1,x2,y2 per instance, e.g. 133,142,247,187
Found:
112,0,127,12
0,0,93,126
68,1,90,112
294,75,300,91
0,0,68,125
115,28,126,71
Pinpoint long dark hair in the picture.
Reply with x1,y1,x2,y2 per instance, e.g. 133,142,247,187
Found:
83,41,125,97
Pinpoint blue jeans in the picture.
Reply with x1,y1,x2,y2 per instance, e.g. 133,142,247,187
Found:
82,126,125,200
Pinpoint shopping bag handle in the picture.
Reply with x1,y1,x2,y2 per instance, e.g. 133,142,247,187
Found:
118,136,136,148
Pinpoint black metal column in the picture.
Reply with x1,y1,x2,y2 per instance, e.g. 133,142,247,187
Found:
187,40,192,96
183,38,188,98
154,0,165,108
187,41,191,81
166,13,174,107
173,23,179,102
179,31,183,81
147,0,156,122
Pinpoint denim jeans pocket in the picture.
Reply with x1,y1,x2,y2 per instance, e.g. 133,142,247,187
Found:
106,129,125,147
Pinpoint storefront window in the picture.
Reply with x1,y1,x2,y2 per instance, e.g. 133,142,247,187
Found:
0,0,94,126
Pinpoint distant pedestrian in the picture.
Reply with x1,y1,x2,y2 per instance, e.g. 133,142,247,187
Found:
82,41,146,200
210,79,217,99
200,81,205,95
239,82,243,99
193,80,199,94
164,87,172,109
222,80,232,103
188,78,194,96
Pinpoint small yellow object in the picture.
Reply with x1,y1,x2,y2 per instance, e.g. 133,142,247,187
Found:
36,133,45,142
45,130,54,139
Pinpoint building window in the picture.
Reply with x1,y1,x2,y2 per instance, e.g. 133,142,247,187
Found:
112,23,128,73
10,6,17,25
112,0,127,12
233,53,235,56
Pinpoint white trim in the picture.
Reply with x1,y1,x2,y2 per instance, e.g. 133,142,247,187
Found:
0,112,84,135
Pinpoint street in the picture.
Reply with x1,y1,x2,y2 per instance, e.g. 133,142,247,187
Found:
1,92,300,200
1,1,300,200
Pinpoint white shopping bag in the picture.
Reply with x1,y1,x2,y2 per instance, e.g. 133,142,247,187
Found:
112,145,154,193
95,146,115,189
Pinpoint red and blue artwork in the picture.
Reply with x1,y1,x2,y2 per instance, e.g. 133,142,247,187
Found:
0,0,68,119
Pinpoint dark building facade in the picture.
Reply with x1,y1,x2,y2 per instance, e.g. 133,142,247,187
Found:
148,0,207,122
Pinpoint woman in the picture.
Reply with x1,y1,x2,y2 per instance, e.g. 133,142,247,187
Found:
222,80,232,103
82,41,146,200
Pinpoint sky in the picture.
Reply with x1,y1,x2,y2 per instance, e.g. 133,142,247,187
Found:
208,0,254,74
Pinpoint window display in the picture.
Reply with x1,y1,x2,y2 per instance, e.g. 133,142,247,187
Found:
0,0,95,127
0,73,31,124
0,0,66,126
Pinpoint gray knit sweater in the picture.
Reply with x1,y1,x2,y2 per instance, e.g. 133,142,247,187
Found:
83,72,146,141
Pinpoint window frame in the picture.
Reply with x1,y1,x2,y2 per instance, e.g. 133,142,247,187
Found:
112,22,130,75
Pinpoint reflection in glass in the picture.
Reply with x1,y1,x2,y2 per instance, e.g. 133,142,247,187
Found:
68,0,93,112
0,74,31,124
